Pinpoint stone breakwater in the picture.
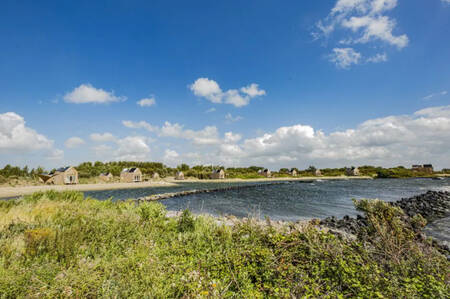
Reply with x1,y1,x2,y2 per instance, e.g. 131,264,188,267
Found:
136,181,302,202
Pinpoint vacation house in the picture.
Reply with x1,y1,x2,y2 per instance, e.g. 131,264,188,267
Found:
346,167,360,176
210,169,225,179
315,169,322,176
99,172,113,182
262,169,272,178
175,171,185,180
152,172,160,179
120,168,142,183
39,166,78,185
412,164,434,174
290,169,298,177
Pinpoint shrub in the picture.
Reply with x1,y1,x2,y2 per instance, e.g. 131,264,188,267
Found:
177,209,195,233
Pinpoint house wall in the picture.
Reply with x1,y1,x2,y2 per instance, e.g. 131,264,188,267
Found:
45,168,78,185
120,170,142,182
99,174,113,182
211,170,225,179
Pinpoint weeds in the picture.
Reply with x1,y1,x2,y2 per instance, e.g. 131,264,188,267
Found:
0,191,448,298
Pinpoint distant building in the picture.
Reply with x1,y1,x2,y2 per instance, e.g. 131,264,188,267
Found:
175,171,185,180
152,172,160,179
261,169,271,178
120,168,142,183
412,164,434,174
290,169,298,177
39,166,78,185
346,167,360,176
99,172,113,182
315,169,322,176
210,169,225,179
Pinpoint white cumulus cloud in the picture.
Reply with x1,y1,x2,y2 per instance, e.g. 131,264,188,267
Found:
315,0,408,68
64,137,85,148
137,97,156,107
114,136,151,161
64,84,126,104
330,48,362,68
122,120,158,132
190,78,266,107
90,132,117,142
0,112,54,152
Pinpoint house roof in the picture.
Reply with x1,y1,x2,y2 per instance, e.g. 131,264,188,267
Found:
212,169,223,173
49,166,72,175
122,168,139,173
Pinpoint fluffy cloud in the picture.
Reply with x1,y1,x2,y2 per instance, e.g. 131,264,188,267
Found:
64,137,85,148
0,112,63,164
137,97,156,107
122,120,158,132
366,52,388,63
315,0,408,68
114,136,151,161
90,132,117,142
190,78,266,107
329,48,362,68
212,105,450,168
163,149,180,166
240,84,266,97
0,112,54,153
64,84,126,104
160,122,220,145
189,78,223,103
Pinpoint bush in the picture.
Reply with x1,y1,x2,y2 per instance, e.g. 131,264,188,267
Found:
0,191,448,297
177,209,195,233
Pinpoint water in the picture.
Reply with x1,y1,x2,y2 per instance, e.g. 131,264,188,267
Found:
85,178,448,218
84,178,450,245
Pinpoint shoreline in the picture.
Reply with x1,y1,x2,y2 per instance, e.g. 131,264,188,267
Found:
0,176,372,199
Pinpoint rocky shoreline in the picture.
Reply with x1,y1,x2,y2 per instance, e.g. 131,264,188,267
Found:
320,191,450,254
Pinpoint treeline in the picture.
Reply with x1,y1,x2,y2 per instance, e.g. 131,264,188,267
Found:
0,162,447,183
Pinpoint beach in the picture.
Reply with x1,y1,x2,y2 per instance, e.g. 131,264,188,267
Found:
0,176,372,198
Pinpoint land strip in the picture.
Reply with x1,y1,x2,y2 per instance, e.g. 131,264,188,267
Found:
0,176,372,198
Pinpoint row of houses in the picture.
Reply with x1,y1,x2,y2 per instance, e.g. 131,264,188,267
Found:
39,167,155,185
38,165,368,185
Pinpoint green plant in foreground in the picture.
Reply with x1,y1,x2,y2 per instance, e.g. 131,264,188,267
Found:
0,191,448,298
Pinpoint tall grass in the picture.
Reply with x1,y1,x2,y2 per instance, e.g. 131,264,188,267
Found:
0,191,448,298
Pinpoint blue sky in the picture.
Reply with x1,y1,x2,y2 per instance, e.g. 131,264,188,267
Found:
1,0,449,169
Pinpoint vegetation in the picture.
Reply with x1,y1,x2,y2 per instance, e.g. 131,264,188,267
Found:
0,162,446,186
0,191,448,297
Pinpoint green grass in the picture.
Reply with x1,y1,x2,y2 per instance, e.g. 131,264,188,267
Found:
0,191,448,298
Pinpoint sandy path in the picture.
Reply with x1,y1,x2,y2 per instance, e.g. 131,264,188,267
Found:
0,176,372,198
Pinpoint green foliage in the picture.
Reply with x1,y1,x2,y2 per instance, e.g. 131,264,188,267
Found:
177,209,195,233
0,191,448,297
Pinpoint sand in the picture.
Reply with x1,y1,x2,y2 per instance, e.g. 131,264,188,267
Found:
0,176,372,199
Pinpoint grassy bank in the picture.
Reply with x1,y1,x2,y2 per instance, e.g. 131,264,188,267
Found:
0,191,448,298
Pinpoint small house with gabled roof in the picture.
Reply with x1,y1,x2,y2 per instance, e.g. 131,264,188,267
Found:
175,171,185,180
99,172,113,182
120,168,142,183
261,169,271,178
346,167,360,176
39,166,78,185
210,169,225,179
